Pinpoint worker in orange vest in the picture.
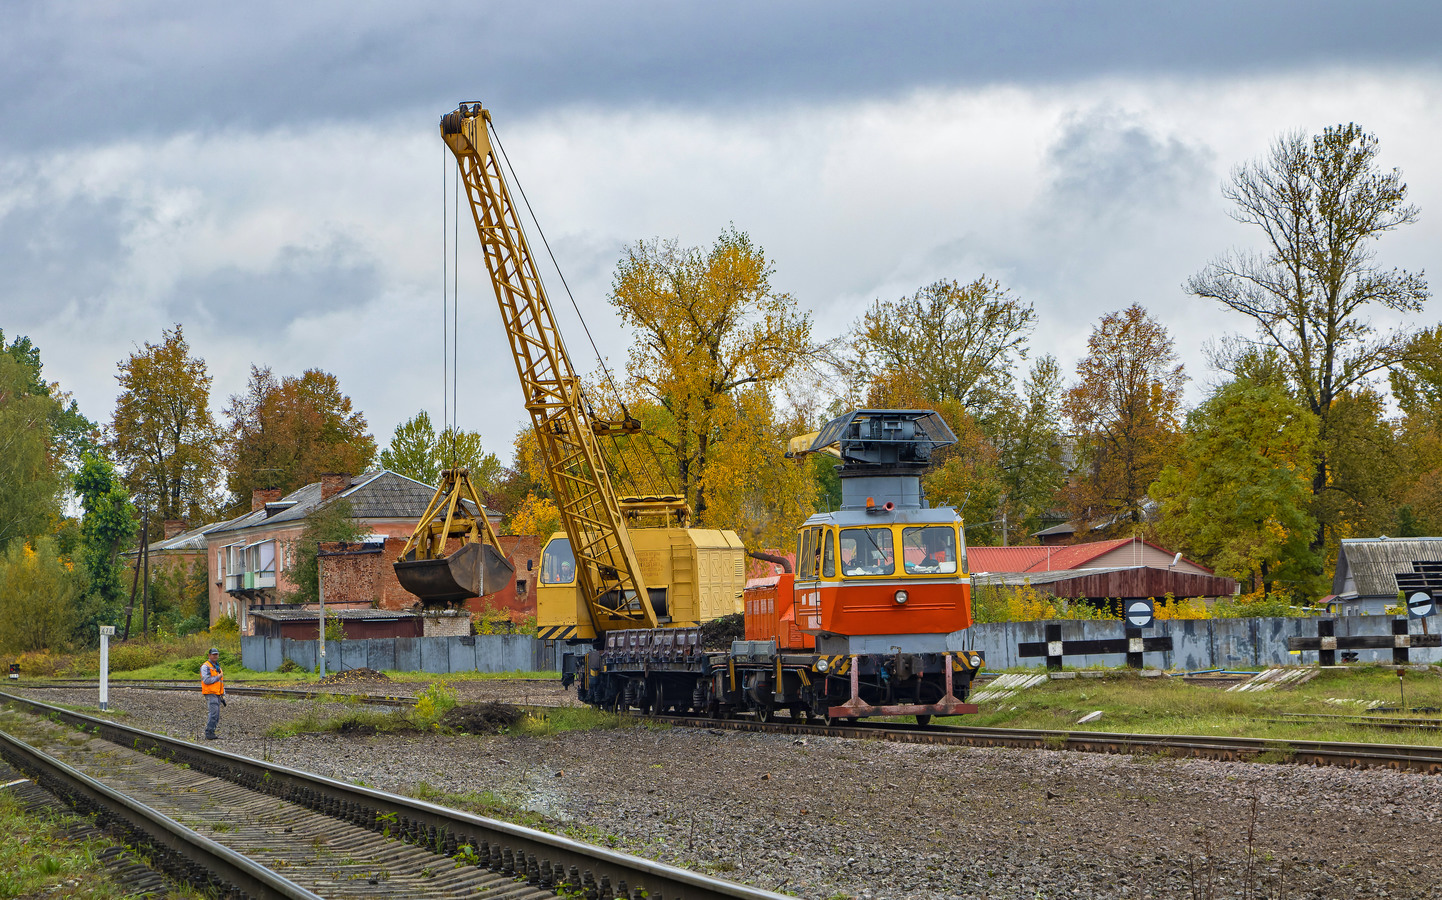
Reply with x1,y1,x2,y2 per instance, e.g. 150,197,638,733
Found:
201,647,226,739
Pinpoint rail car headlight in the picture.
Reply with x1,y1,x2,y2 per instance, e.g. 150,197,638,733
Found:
970,655,981,668
815,658,830,673
894,590,908,605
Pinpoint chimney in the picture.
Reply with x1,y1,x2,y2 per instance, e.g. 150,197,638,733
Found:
251,488,283,512
320,473,351,501
163,519,188,540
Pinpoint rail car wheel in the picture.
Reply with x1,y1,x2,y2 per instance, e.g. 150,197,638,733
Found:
648,683,666,717
914,714,932,727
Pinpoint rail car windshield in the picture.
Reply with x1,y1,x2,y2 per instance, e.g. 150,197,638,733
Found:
839,527,894,576
540,538,576,584
901,526,958,574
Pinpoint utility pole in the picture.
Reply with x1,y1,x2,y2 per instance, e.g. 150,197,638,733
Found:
123,505,148,641
317,541,326,679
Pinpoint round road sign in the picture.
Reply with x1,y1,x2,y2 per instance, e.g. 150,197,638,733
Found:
1126,599,1154,628
1407,590,1435,619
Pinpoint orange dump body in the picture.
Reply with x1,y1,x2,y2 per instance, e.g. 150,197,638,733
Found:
742,574,812,650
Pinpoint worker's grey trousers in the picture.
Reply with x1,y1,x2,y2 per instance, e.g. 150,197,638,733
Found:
206,695,221,737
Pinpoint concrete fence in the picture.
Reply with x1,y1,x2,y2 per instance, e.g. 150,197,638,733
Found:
240,634,558,674
962,616,1442,670
242,616,1438,675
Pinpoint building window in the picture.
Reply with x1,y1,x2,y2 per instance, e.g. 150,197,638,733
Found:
516,579,527,597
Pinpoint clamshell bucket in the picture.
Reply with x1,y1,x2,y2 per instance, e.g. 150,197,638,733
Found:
393,467,513,609
395,541,514,605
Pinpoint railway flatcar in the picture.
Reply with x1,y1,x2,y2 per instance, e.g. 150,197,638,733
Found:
570,409,985,725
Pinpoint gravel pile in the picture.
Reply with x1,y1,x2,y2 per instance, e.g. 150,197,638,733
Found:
11,684,1440,899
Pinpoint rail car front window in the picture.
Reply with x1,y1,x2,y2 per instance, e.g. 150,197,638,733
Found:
902,526,959,574
540,538,576,584
839,528,894,576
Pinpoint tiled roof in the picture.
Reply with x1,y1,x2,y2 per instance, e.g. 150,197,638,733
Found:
208,471,498,537
1334,537,1442,598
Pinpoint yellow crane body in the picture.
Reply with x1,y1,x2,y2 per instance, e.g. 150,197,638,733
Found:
534,529,746,641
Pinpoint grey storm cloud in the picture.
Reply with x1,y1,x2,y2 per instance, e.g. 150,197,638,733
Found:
0,184,129,324
1042,108,1213,221
2,1,1439,152
160,239,381,333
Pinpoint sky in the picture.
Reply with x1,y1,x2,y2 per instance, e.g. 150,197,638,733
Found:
3,2,1440,470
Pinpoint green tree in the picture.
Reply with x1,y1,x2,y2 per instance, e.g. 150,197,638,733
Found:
73,455,138,644
0,537,82,654
610,227,812,524
147,558,211,636
1063,304,1186,535
1152,378,1319,595
379,410,502,489
111,325,222,523
1,330,99,479
0,352,63,551
991,355,1068,542
281,498,365,607
1187,124,1429,553
1391,326,1442,535
224,366,377,512
853,276,1035,425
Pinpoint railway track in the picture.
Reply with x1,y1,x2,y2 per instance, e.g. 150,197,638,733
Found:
23,679,1442,773
0,691,789,900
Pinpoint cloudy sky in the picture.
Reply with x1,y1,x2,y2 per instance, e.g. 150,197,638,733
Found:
3,2,1440,465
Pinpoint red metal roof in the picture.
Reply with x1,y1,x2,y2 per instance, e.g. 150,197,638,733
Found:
968,539,1168,573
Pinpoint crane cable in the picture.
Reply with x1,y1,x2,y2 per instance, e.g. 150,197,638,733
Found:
487,120,677,501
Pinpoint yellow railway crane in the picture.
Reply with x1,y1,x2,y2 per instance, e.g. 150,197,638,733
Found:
438,102,744,643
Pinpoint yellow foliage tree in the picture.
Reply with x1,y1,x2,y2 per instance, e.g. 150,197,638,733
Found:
609,227,812,526
507,492,561,538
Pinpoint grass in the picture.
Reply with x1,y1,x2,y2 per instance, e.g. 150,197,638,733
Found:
945,664,1442,746
0,787,197,899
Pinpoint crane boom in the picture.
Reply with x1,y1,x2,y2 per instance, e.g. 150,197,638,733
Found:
440,102,658,634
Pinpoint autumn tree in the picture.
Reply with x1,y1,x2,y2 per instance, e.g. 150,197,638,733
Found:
854,276,1035,424
610,227,812,524
1187,124,1430,549
224,366,377,512
111,325,222,523
1063,304,1186,534
379,410,502,489
1152,376,1319,594
1391,326,1442,535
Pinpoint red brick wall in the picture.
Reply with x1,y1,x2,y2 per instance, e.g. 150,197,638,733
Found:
317,542,386,606
460,535,541,622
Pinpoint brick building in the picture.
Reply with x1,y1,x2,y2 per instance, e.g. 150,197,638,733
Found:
205,471,506,634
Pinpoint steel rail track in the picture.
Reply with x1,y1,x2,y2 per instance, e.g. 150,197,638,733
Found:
29,680,1442,772
635,711,1442,773
0,691,789,900
0,727,323,899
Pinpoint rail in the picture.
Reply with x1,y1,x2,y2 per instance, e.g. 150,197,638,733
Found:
0,690,792,900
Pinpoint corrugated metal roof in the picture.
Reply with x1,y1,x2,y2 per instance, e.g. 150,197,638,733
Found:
1333,537,1442,598
251,608,418,622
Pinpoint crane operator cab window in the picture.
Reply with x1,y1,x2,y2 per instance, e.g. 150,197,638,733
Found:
902,526,959,574
540,538,576,584
839,527,894,576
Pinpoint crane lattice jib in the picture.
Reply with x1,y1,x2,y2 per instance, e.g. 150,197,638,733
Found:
440,103,656,632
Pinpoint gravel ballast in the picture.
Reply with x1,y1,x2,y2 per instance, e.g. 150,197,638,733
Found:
8,683,1439,900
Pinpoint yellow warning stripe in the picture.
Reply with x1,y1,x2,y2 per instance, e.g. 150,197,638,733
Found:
537,626,578,641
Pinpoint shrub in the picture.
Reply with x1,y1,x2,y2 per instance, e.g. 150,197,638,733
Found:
210,615,238,634
0,538,82,655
